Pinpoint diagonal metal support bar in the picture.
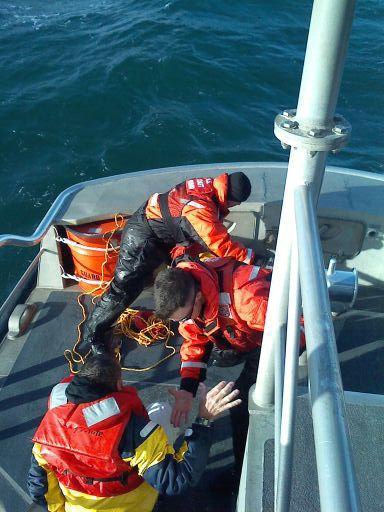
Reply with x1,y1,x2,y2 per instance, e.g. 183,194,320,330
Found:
276,240,301,512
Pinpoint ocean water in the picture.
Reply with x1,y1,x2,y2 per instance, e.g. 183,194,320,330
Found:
0,0,383,304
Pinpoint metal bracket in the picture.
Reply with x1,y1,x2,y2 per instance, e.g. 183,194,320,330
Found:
7,303,37,340
274,110,351,152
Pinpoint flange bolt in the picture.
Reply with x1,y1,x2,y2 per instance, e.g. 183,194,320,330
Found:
282,120,299,129
333,125,348,135
308,128,324,137
283,109,296,118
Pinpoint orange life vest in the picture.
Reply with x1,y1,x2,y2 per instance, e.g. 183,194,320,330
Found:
33,378,147,497
178,258,271,352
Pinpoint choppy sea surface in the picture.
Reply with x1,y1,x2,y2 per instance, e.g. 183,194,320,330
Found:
0,0,383,304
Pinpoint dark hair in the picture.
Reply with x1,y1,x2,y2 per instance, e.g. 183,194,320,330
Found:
78,354,121,392
227,172,252,203
154,268,195,319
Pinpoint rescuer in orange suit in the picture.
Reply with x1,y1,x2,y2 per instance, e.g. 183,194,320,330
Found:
83,172,255,354
153,257,305,490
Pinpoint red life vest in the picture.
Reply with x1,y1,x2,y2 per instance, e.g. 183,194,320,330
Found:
178,258,271,351
33,378,147,497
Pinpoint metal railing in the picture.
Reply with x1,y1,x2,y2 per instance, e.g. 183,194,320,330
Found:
294,184,360,511
272,185,361,512
0,183,87,248
0,170,136,248
275,236,301,511
250,1,361,510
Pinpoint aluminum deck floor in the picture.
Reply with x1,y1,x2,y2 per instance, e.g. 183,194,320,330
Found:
0,285,383,512
0,286,243,512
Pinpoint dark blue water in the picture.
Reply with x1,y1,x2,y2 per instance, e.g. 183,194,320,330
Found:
0,0,383,304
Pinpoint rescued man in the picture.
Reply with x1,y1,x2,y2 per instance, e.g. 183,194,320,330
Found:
83,171,255,354
153,256,297,490
27,354,241,512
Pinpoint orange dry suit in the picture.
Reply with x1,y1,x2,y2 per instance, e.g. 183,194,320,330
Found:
145,174,254,263
176,258,272,395
84,173,254,350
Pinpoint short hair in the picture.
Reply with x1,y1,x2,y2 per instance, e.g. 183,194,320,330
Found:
227,172,252,203
78,354,121,392
154,268,195,319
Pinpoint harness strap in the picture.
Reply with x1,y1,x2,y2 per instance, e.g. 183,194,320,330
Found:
158,191,181,242
215,260,242,292
84,471,131,485
63,469,132,485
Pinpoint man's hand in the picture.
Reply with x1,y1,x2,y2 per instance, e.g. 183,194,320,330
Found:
168,388,194,428
198,381,241,421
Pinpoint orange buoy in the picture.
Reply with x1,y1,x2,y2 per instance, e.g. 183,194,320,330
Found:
65,218,126,295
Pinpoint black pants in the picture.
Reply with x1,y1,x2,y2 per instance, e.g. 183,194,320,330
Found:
229,346,261,475
83,205,171,347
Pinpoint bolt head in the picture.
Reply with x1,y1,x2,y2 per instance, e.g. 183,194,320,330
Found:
308,129,324,138
281,120,299,130
333,125,347,135
282,109,296,118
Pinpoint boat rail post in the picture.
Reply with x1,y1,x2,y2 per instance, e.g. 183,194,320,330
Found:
243,0,358,509
252,0,356,407
274,320,285,505
295,185,361,511
276,238,301,512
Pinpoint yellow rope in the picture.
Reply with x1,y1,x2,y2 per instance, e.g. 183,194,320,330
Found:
114,309,176,372
64,214,176,373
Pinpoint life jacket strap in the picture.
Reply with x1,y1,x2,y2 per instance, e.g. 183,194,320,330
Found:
63,469,132,485
158,191,181,241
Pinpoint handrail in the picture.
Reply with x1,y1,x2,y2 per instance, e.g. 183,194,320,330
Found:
0,169,138,248
295,184,361,511
0,181,88,248
0,248,42,338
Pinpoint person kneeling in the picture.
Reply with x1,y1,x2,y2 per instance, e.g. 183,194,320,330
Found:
27,354,241,512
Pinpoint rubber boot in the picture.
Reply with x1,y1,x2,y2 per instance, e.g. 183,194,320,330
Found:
83,282,141,353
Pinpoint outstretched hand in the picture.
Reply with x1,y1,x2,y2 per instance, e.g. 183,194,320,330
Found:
198,381,241,421
168,388,194,428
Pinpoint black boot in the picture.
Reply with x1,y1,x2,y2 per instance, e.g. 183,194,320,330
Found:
90,342,108,355
83,282,138,352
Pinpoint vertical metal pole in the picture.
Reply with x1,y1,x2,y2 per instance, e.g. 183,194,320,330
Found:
295,185,361,511
253,0,356,407
276,240,301,512
274,326,285,505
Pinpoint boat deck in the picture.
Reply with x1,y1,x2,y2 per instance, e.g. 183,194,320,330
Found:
0,285,244,512
1,284,384,511
1,163,384,511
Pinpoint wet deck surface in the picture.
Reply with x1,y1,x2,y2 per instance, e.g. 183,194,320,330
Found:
0,286,242,512
0,285,384,511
